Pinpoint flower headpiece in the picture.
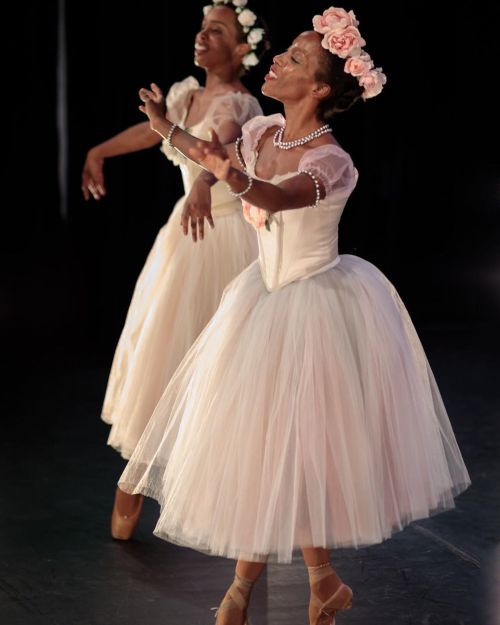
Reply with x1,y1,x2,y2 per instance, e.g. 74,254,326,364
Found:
312,7,387,100
203,0,268,69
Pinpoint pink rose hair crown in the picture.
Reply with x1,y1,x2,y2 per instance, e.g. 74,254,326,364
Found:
203,0,270,69
313,7,387,100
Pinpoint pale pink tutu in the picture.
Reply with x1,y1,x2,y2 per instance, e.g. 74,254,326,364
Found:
119,254,470,563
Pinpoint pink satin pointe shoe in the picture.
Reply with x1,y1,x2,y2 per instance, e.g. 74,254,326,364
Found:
308,562,353,625
110,487,144,540
211,573,255,625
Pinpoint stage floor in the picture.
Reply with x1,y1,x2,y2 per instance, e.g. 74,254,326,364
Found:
1,324,498,625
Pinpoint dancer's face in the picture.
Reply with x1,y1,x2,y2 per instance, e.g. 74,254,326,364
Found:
262,31,330,105
194,6,248,70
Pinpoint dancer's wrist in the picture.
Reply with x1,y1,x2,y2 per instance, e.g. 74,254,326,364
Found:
199,171,218,187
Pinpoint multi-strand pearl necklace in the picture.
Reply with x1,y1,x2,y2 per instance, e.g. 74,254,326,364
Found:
273,123,332,150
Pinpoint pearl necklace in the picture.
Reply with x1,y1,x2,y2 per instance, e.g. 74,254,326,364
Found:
273,123,332,150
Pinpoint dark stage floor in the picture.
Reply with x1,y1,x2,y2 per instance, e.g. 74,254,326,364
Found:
1,323,498,625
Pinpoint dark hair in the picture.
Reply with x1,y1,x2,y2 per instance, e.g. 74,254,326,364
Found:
315,50,364,120
208,3,271,72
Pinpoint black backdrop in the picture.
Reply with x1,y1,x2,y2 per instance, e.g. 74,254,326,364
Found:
4,1,500,372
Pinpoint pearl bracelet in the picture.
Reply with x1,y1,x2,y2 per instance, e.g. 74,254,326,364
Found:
226,172,253,199
299,169,322,207
166,122,178,150
234,137,247,171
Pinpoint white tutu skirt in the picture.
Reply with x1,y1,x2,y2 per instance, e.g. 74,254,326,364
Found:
102,196,257,459
119,255,471,563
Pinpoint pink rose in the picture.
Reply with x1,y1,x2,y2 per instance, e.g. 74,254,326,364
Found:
242,201,268,229
359,68,387,100
345,54,373,77
321,26,366,59
312,7,359,34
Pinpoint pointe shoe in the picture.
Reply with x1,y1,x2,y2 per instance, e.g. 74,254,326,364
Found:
308,563,353,625
110,488,144,540
212,573,254,625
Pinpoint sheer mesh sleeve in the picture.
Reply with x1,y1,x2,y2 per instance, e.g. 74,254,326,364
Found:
208,93,263,138
240,114,285,167
298,145,358,198
161,76,199,165
165,76,199,124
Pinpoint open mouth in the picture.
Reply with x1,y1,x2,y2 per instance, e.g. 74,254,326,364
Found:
265,68,278,81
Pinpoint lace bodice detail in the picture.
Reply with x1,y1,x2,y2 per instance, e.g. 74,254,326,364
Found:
240,114,359,291
160,77,262,208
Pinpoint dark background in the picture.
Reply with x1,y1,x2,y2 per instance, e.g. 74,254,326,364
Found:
4,1,500,385
2,4,499,625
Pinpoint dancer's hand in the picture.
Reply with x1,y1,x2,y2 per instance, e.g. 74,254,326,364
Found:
181,174,215,242
190,129,231,181
138,83,166,125
82,149,106,200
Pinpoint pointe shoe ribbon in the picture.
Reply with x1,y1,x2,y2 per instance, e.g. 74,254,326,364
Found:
310,584,353,624
308,563,353,625
211,573,254,624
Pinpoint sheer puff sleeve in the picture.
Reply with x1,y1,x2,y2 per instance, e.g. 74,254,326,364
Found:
298,144,358,199
208,92,263,142
161,76,199,165
239,114,285,168
165,76,199,124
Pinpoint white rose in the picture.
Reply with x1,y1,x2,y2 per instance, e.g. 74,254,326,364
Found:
203,5,212,15
232,0,248,6
247,27,264,45
243,52,259,67
238,8,257,27
213,0,225,4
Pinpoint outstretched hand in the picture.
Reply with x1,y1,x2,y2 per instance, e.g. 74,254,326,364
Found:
81,150,106,200
138,83,166,123
189,129,231,181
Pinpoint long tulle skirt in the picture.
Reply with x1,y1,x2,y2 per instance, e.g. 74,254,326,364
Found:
102,196,257,459
119,254,470,562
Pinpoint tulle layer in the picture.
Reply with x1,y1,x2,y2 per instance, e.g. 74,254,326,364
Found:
119,255,470,562
102,197,257,459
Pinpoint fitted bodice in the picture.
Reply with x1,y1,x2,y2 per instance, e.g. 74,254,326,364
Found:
242,115,358,292
160,76,262,213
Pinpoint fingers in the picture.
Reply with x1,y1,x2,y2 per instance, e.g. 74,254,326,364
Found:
187,215,209,242
82,178,105,201
150,83,164,102
87,182,98,200
92,170,106,197
89,182,104,200
198,218,205,241
181,200,213,240
188,146,204,161
208,127,221,148
220,158,231,180
189,146,231,180
190,216,198,243
138,88,150,102
181,210,189,236
189,139,209,161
